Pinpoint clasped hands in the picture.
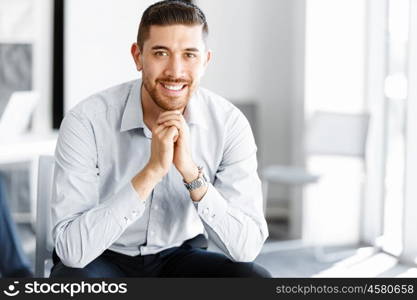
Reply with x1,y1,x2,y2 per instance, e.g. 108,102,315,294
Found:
132,111,207,202
146,111,198,184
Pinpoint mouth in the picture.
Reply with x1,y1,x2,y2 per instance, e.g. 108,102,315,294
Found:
159,82,188,95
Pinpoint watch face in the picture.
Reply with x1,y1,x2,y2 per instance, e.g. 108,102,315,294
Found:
195,179,203,188
184,171,208,191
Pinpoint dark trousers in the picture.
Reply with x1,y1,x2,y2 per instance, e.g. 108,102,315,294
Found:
50,235,271,278
0,174,33,277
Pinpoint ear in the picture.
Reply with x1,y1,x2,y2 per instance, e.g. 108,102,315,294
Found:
131,43,143,71
203,49,212,68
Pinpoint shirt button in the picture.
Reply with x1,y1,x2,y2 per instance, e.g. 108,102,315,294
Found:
153,204,159,210
203,207,210,215
124,216,129,223
150,230,155,236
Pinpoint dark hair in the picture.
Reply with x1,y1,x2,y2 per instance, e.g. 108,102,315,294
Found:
137,0,208,51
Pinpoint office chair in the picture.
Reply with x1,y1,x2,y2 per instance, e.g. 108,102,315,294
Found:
35,155,55,277
262,111,370,261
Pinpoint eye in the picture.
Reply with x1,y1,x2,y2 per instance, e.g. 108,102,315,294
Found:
185,52,197,58
154,51,168,57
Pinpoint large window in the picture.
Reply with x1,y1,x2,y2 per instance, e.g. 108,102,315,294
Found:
380,0,409,257
304,0,417,267
303,0,366,246
364,0,417,265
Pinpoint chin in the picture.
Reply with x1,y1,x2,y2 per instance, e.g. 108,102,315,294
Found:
155,96,189,111
160,103,187,112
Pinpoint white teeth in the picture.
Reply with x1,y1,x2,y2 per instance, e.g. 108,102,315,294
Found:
163,84,183,91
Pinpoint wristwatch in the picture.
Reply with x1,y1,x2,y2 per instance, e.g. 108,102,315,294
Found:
183,166,208,191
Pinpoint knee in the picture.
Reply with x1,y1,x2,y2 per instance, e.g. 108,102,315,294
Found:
227,262,272,278
49,262,101,278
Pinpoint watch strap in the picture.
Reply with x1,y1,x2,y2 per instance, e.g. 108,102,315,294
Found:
184,166,207,191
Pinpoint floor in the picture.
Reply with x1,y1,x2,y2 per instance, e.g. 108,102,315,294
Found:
15,220,417,278
255,241,417,277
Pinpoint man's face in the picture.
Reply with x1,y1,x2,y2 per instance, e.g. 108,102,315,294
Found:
133,24,211,111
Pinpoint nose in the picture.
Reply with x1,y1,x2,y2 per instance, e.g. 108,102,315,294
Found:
164,54,185,78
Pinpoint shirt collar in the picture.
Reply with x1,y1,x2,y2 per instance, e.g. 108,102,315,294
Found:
183,90,209,130
120,79,145,132
120,79,209,132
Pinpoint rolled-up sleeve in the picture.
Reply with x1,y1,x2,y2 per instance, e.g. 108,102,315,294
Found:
196,110,269,262
52,111,146,268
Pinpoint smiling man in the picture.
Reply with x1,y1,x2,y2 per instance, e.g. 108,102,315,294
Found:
50,0,270,278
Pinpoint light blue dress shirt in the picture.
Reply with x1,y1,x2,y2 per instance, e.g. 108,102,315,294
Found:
51,79,268,268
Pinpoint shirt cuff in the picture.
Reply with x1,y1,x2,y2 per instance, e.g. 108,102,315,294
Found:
196,183,228,225
104,182,147,228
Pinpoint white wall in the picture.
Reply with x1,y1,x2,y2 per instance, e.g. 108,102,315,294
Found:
197,0,305,201
65,0,155,111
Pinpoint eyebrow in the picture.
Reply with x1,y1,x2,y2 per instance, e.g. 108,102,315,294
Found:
151,45,169,51
151,45,200,52
184,48,200,52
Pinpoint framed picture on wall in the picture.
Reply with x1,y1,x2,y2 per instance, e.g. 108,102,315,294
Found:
0,0,54,218
0,0,54,134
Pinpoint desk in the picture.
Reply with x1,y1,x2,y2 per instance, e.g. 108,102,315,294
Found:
0,132,58,225
0,132,58,164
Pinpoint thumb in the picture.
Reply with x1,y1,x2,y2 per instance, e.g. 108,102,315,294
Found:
165,126,179,142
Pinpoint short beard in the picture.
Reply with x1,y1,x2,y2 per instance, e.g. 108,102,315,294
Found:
142,76,193,111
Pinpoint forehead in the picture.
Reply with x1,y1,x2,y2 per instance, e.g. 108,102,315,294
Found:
144,24,205,50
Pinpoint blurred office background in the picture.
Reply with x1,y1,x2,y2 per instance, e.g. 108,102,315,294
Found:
1,0,417,277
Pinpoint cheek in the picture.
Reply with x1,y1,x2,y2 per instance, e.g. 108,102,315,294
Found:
142,57,165,77
184,61,201,77
142,64,159,81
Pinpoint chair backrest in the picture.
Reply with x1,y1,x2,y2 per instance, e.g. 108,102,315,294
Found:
234,102,259,143
35,155,55,277
305,111,370,158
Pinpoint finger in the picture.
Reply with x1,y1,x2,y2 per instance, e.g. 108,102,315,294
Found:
158,114,188,130
177,114,188,126
163,126,179,142
161,120,183,132
158,110,181,118
153,124,168,135
162,121,186,142
157,114,181,125
157,110,181,120
177,113,187,123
